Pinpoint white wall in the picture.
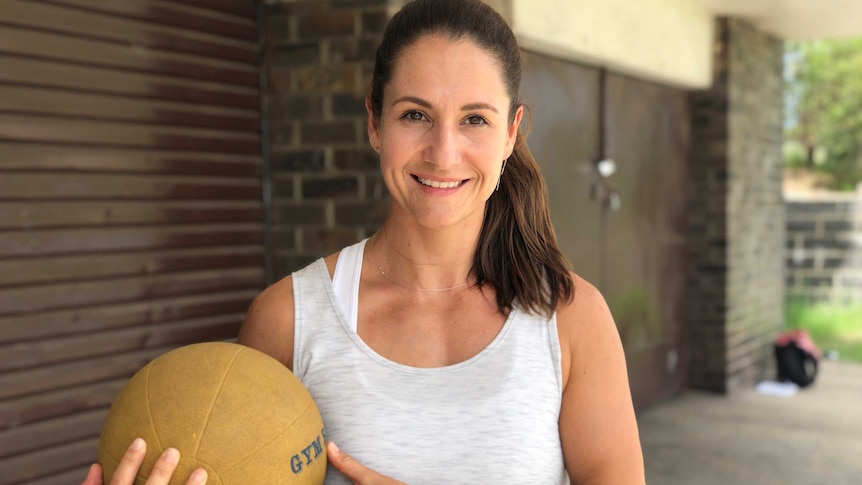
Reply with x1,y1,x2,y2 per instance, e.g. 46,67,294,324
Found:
512,0,714,89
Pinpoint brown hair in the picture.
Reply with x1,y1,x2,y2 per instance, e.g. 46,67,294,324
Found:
371,0,574,316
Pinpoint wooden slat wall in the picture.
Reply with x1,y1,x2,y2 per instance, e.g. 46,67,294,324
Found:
0,1,262,483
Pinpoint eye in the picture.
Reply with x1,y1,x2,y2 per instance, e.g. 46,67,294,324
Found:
465,115,488,126
401,110,427,122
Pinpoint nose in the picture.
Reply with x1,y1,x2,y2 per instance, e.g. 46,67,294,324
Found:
422,122,461,170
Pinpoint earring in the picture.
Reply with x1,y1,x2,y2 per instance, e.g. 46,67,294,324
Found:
496,158,508,191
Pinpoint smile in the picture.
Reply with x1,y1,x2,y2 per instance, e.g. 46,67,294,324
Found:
414,176,465,189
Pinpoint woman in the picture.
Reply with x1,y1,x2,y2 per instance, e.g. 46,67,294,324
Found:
83,0,643,483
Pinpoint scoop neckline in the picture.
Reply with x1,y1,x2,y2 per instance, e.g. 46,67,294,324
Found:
315,257,519,376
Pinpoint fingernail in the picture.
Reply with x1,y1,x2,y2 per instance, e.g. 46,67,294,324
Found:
191,468,208,484
329,441,341,454
130,438,145,452
162,448,179,464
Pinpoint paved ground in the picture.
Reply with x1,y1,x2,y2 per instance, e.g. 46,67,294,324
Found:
638,360,862,485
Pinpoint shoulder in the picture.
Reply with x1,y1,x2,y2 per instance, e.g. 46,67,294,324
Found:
237,274,297,369
237,253,341,370
558,272,607,316
556,272,615,349
554,271,621,395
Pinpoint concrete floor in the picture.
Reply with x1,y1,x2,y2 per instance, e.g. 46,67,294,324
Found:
638,360,862,485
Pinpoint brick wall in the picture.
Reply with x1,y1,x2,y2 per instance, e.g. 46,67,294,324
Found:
786,194,862,302
688,19,730,392
724,19,786,390
263,0,389,280
688,18,785,392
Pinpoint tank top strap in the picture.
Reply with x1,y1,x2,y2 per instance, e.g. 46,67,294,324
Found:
331,238,367,333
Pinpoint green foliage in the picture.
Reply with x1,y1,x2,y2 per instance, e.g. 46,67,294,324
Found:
785,298,862,362
785,38,862,190
782,140,806,168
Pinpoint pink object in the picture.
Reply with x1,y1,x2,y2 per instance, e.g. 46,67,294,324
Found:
776,329,822,360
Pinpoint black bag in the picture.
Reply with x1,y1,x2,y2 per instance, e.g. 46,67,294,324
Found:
775,341,818,387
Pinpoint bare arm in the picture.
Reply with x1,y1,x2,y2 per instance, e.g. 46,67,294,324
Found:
237,275,296,370
557,275,645,485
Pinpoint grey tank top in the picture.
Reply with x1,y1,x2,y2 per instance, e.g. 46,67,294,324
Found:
292,240,567,484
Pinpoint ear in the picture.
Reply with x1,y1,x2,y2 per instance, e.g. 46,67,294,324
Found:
366,96,381,152
505,105,524,158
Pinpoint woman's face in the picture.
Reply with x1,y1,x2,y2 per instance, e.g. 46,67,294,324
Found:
368,34,523,230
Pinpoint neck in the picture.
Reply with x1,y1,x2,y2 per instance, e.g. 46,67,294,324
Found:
370,214,482,291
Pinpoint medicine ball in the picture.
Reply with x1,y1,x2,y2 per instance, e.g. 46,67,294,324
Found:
98,342,326,484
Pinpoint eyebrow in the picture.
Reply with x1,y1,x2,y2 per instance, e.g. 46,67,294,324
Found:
391,96,499,114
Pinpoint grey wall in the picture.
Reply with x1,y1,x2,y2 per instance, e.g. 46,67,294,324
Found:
688,18,785,392
786,195,862,303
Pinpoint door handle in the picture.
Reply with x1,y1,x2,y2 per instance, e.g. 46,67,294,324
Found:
590,159,621,211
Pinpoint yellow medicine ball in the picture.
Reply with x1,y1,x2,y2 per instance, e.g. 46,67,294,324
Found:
98,342,326,485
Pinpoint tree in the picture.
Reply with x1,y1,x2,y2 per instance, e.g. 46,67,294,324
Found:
785,38,862,190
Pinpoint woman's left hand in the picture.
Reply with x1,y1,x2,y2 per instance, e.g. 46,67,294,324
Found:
326,442,407,485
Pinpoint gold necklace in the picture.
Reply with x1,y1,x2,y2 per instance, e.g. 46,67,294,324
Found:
371,228,472,292
375,263,471,292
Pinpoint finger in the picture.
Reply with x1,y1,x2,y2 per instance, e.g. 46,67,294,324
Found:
110,438,147,485
327,442,367,484
144,448,180,485
81,463,103,485
328,442,402,485
185,468,208,485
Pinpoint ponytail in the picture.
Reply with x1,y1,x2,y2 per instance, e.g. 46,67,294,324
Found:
474,128,574,316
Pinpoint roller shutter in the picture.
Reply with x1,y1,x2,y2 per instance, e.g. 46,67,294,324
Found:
0,1,262,483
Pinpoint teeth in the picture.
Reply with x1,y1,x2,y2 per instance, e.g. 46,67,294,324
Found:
417,176,463,189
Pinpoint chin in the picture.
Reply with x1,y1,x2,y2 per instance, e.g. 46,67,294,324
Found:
411,207,483,231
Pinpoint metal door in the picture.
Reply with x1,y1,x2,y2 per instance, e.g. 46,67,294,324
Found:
521,53,689,409
604,73,689,408
520,51,602,284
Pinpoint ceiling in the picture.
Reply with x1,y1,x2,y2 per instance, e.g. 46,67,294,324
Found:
693,0,862,40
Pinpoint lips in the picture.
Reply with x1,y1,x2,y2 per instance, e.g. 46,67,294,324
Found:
414,175,465,189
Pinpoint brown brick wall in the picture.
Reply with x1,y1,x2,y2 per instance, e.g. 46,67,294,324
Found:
688,18,785,392
688,19,731,392
263,0,388,279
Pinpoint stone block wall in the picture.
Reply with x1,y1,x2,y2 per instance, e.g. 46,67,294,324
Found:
786,195,862,302
688,18,785,392
263,0,389,280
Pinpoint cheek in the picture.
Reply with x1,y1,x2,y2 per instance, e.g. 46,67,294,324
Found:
380,124,421,153
467,132,509,162
379,143,410,170
378,155,410,189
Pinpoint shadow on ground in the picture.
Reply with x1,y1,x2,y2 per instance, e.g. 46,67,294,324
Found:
638,360,862,485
